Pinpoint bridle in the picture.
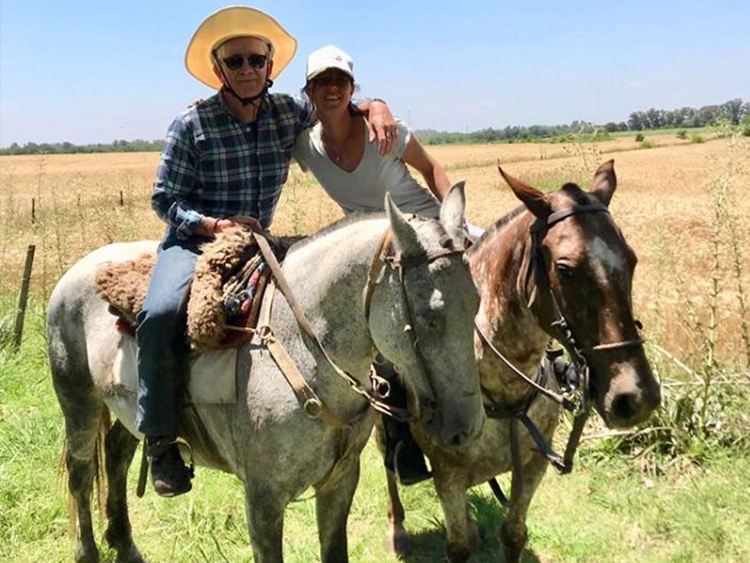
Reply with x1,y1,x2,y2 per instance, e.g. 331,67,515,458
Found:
527,203,644,407
254,228,466,429
478,202,645,505
363,228,468,424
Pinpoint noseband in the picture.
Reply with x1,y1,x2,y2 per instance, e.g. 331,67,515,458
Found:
363,229,467,423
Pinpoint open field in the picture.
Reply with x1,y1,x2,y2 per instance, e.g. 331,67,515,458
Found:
1,134,750,562
1,132,748,360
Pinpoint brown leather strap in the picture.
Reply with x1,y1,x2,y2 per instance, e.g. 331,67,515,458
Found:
253,233,412,424
362,229,393,320
261,327,356,428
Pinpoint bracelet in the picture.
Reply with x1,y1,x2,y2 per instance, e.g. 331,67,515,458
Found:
211,218,219,235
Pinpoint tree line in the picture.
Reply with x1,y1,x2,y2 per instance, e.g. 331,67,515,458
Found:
2,98,748,155
418,98,749,145
0,138,166,156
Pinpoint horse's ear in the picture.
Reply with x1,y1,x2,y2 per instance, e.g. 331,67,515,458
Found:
590,159,616,207
440,181,467,242
386,193,422,256
498,166,551,218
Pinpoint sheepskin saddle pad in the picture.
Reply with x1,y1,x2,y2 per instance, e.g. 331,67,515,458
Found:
94,226,285,353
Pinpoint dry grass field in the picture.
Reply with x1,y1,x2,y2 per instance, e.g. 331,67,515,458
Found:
1,132,747,366
2,133,750,562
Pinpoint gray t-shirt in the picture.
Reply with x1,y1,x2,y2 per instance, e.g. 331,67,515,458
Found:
293,117,441,218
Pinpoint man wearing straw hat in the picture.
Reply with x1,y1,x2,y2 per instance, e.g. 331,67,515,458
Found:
137,6,397,497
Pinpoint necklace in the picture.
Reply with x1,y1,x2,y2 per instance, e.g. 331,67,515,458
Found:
322,123,352,165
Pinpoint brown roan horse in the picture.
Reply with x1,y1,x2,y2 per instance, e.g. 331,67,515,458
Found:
382,160,662,563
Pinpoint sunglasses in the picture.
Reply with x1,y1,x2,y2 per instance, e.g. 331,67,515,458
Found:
311,73,352,87
221,53,268,71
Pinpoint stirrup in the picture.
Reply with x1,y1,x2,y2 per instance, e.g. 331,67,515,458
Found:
137,437,195,498
393,440,432,486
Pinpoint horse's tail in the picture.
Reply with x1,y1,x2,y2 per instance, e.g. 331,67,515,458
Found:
60,405,112,536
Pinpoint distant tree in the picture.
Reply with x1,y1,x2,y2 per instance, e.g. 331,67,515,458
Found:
720,98,744,124
604,122,619,133
645,108,663,129
699,104,719,126
628,112,644,130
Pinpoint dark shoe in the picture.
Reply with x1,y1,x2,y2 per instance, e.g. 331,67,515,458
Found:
394,437,432,486
147,439,193,497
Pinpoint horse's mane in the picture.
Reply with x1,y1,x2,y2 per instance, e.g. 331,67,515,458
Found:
469,204,526,253
285,211,385,256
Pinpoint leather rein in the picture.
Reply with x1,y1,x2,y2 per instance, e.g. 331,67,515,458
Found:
254,229,464,429
479,203,645,506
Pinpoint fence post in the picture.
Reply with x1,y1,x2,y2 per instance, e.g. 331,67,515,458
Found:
12,245,36,352
32,198,36,224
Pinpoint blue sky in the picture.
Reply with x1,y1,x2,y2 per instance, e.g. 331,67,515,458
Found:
1,0,748,145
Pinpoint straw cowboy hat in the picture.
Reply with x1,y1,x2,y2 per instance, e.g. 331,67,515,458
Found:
185,6,297,89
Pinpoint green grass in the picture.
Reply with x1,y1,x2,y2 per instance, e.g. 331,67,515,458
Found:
2,303,750,562
610,126,713,138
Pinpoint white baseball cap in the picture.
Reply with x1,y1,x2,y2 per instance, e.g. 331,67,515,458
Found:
306,45,354,82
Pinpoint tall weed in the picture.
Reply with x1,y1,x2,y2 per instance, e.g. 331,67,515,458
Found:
592,125,750,470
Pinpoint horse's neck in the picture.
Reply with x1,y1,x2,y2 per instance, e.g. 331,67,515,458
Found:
471,214,550,404
282,219,386,375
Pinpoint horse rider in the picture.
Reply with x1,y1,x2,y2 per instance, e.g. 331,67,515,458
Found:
138,6,397,497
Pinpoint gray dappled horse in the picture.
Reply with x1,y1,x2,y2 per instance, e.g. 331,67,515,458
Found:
382,162,662,563
47,186,485,563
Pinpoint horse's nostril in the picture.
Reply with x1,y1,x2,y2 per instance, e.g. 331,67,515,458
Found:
449,430,469,448
612,392,638,422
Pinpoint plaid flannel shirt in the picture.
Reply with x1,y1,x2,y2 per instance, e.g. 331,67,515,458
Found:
152,92,315,238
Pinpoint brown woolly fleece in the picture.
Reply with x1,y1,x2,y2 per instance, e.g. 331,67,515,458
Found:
93,226,258,351
93,253,156,326
186,226,257,351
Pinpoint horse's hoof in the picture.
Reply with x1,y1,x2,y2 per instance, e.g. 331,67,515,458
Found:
445,542,474,563
74,545,100,563
500,522,528,563
386,527,412,557
117,546,148,563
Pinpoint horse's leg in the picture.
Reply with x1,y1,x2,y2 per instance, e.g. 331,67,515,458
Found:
103,420,145,563
315,460,360,563
434,476,478,563
50,335,105,563
243,480,287,563
500,454,549,563
61,400,106,563
374,415,412,556
384,468,411,556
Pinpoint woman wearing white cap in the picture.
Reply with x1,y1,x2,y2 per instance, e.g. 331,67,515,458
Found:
294,45,452,220
295,45,473,486
139,9,397,497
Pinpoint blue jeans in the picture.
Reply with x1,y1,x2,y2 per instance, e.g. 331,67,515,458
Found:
135,229,205,438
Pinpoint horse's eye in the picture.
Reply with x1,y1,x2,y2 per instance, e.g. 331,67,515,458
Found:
556,263,575,280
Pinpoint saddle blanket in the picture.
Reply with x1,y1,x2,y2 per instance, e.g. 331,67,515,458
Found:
113,335,238,404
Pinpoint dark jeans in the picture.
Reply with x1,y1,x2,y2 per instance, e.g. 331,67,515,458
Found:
135,230,205,438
